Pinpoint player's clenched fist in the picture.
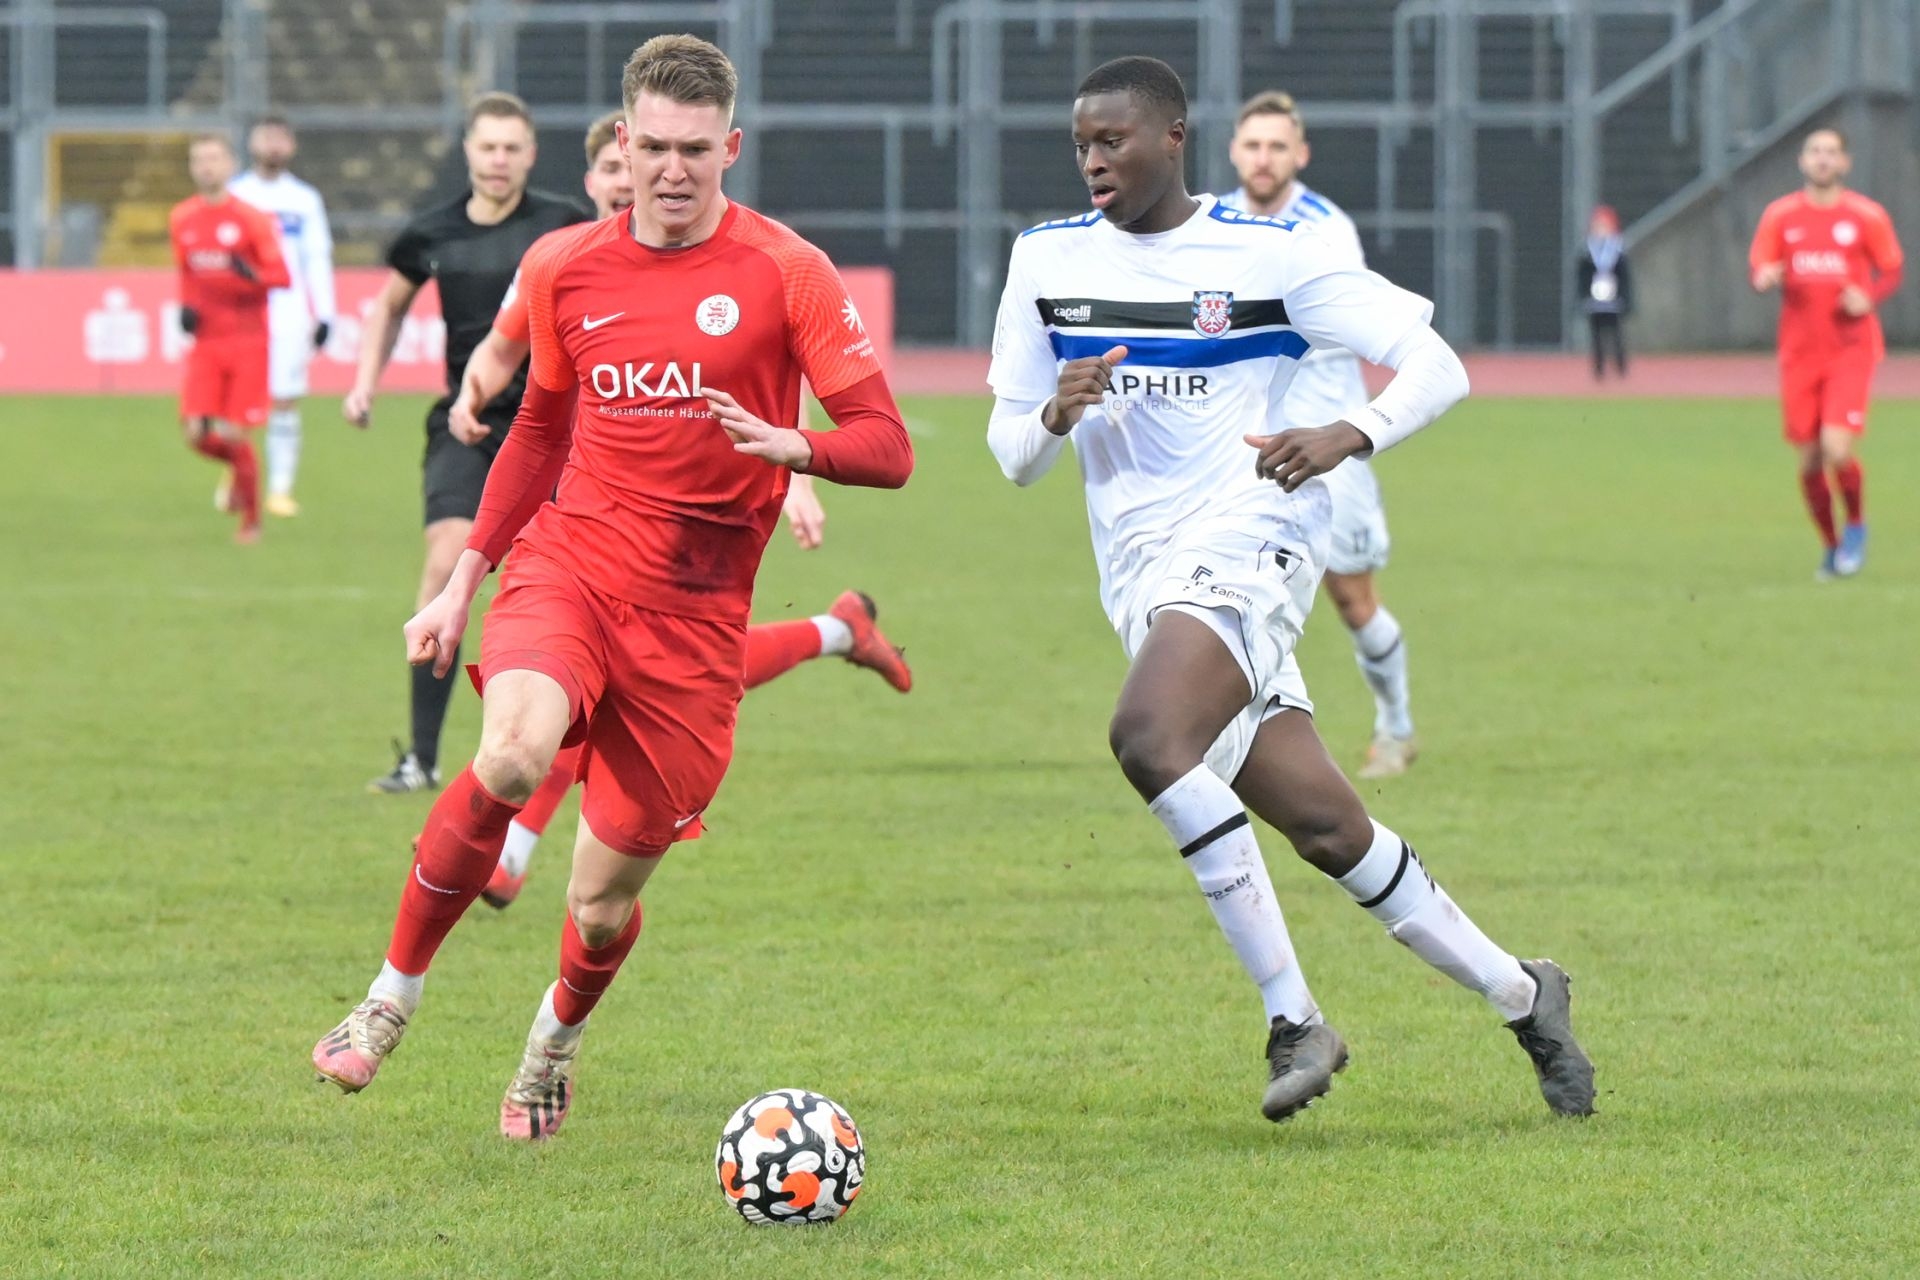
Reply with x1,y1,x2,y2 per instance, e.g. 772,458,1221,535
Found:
1042,345,1129,435
1243,421,1372,492
404,590,473,678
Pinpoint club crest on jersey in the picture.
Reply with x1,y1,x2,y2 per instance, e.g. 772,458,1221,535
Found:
1833,220,1858,246
696,294,740,336
1192,290,1233,337
215,222,242,247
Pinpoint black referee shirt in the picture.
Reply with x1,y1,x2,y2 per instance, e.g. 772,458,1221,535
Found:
385,188,590,417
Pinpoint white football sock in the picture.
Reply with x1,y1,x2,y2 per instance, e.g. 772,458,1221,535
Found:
1352,607,1414,739
1149,765,1319,1025
265,407,302,497
531,981,586,1044
368,960,424,1016
499,820,540,878
1333,819,1537,1021
812,614,853,656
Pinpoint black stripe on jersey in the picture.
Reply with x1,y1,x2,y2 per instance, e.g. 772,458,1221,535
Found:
1036,297,1291,330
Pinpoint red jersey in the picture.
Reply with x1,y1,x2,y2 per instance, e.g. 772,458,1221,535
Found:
168,194,290,341
467,201,912,623
1749,190,1903,360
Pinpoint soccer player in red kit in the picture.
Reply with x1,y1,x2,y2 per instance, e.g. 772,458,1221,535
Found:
170,134,290,542
1750,128,1904,579
449,110,914,911
311,35,913,1140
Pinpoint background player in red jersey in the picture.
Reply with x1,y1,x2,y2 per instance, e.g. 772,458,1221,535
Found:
169,134,289,543
449,110,913,911
1750,128,1904,579
311,35,914,1140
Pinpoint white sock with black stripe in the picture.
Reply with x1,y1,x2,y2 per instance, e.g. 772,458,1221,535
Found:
1352,607,1413,739
1148,765,1320,1025
1333,819,1537,1021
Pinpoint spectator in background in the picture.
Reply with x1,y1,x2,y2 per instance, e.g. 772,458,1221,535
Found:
1577,205,1631,380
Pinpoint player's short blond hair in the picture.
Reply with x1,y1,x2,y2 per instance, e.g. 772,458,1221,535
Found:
621,34,737,118
584,110,623,164
1236,89,1304,137
1804,126,1848,153
189,132,234,154
466,90,533,134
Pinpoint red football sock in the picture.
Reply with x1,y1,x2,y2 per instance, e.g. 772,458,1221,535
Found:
386,767,522,974
1833,459,1864,524
191,432,233,463
1799,467,1838,550
743,619,822,690
228,437,260,527
517,744,582,836
553,904,643,1025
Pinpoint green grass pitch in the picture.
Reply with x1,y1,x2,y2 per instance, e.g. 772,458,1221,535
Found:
3,390,1917,1278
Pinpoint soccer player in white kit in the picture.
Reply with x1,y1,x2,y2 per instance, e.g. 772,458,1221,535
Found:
230,115,337,517
987,57,1593,1122
1224,91,1416,778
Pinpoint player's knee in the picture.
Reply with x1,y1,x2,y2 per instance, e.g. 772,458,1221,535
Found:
470,738,551,805
568,889,638,949
1108,705,1200,796
1278,806,1373,876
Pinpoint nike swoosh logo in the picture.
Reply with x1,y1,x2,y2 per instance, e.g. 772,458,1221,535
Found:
414,865,459,895
582,312,624,331
673,812,701,829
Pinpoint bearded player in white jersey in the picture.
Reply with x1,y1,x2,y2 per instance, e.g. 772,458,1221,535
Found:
1223,91,1416,778
987,57,1593,1122
229,115,337,517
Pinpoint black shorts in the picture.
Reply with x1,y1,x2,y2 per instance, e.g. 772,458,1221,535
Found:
422,398,513,526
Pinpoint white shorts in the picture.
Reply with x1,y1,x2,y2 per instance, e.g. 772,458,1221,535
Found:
267,295,314,400
1321,458,1391,576
1112,494,1331,783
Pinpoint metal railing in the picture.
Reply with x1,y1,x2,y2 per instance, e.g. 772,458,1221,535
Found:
5,0,174,266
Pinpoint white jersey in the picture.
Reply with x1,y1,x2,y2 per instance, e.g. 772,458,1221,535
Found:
228,170,337,325
987,194,1432,621
1221,183,1369,429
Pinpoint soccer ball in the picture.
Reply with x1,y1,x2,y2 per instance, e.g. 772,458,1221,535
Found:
715,1088,865,1225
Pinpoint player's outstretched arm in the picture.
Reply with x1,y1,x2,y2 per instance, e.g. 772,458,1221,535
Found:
344,270,422,427
450,329,531,445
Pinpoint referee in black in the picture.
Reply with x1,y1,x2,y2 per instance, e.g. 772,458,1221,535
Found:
345,91,588,794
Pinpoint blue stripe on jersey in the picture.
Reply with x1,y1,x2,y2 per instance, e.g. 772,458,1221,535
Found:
1020,210,1103,237
1293,191,1331,219
1049,329,1309,368
1206,202,1299,231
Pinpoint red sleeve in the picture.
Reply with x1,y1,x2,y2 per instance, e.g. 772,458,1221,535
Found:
467,379,577,566
1750,201,1785,272
1864,205,1905,302
170,209,201,312
246,206,292,291
495,276,530,345
466,234,580,566
803,371,913,489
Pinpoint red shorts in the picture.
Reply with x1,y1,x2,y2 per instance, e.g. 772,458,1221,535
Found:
182,336,270,428
477,549,746,857
1780,353,1875,444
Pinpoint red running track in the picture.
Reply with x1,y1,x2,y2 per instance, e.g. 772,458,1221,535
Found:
891,349,1920,399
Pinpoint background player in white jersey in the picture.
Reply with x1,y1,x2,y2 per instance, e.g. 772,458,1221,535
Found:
987,57,1592,1123
1224,91,1415,778
229,115,336,517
